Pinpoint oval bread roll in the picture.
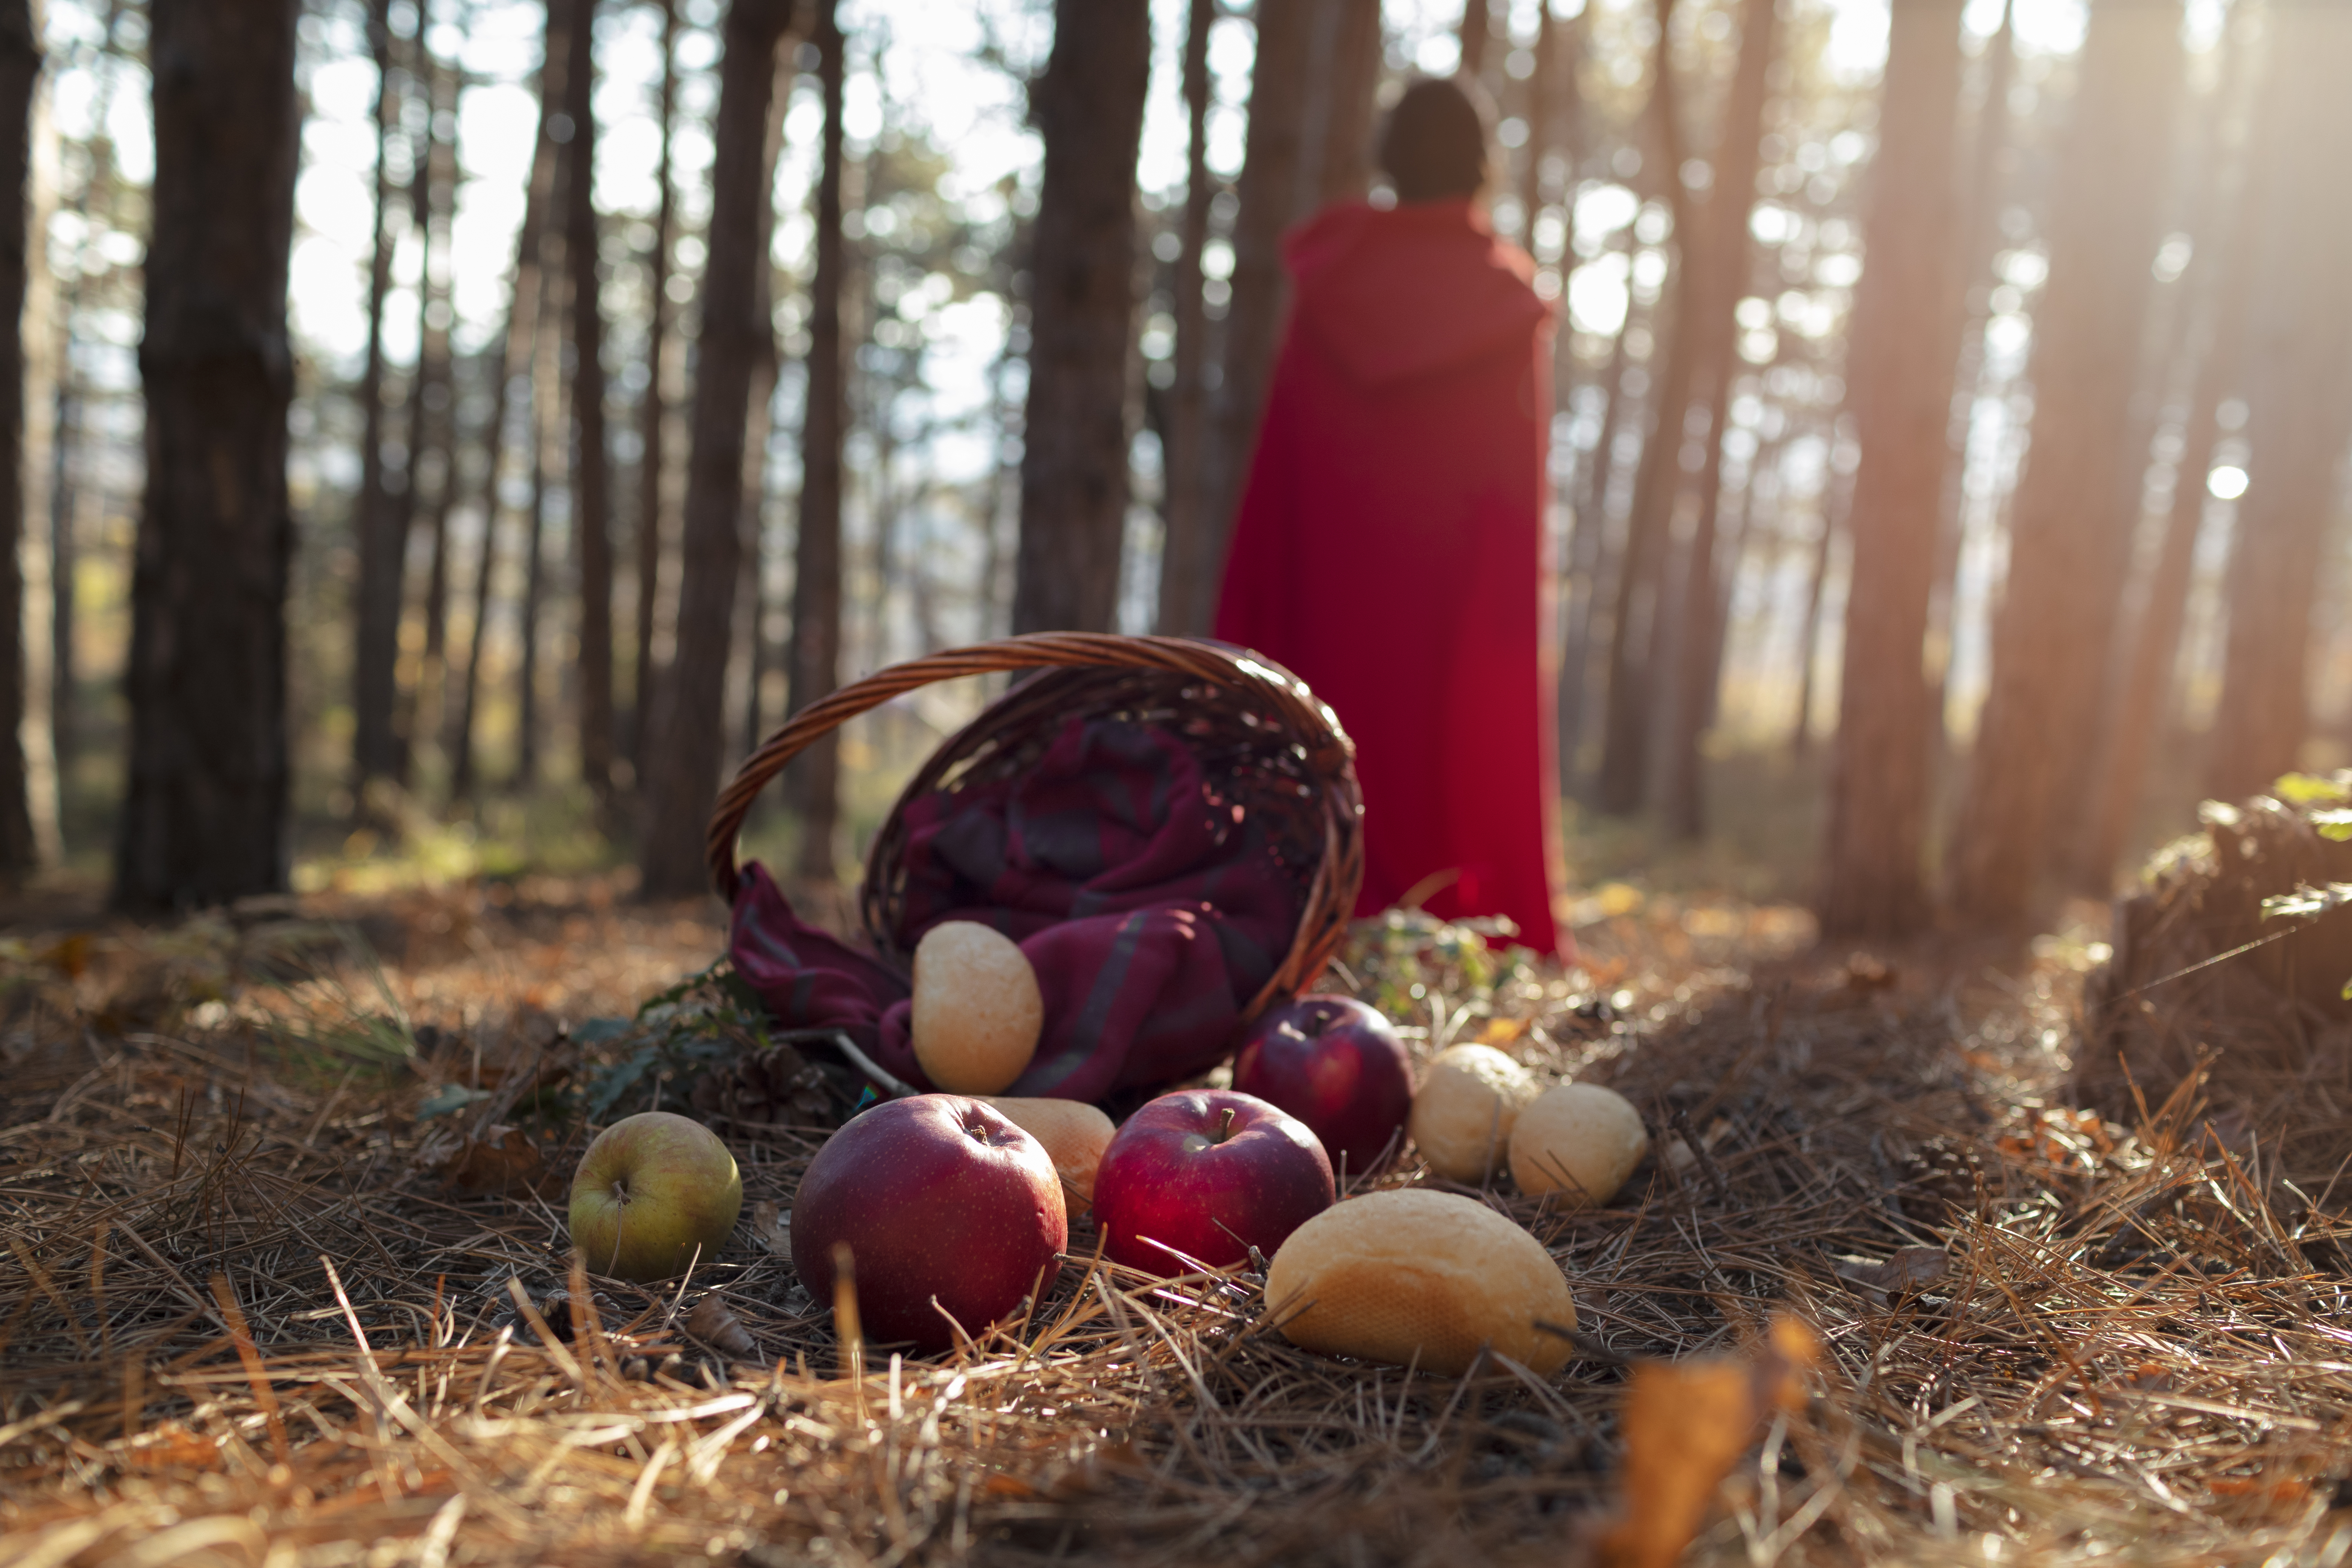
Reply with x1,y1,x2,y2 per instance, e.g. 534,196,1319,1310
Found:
980,1096,1115,1208
1265,1189,1577,1376
1508,1082,1650,1206
1408,1044,1539,1182
911,922,1043,1095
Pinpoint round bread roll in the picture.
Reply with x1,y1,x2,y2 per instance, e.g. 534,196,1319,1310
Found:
1408,1044,1539,1182
911,922,1043,1095
1265,1189,1577,1376
980,1097,1115,1208
1508,1082,1650,1206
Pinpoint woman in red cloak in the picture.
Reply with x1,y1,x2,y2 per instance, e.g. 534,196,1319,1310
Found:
1214,78,1568,959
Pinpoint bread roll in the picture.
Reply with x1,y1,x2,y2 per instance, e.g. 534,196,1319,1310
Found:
1408,1044,1538,1182
911,922,1043,1095
980,1096,1115,1208
1265,1189,1577,1376
1508,1082,1649,1206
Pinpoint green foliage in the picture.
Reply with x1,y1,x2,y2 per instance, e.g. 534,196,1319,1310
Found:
568,959,770,1124
1341,908,1540,1032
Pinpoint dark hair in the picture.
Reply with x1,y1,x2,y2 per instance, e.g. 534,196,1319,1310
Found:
1377,77,1493,204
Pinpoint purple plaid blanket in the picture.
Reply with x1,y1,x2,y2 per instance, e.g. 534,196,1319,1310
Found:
729,717,1305,1102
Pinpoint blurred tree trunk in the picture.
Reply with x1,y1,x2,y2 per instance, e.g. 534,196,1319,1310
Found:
1010,0,1150,634
1925,0,2014,735
450,12,564,798
638,0,796,899
1183,0,1312,639
731,198,780,765
631,0,678,776
1152,0,1214,637
113,0,300,912
1656,0,1775,842
395,7,451,781
2082,7,2260,881
1300,0,1380,211
2202,6,2352,803
565,0,616,812
1788,456,1845,759
1458,0,1489,81
1515,4,1549,240
516,244,567,789
1815,0,1969,937
416,41,461,759
787,0,845,882
1949,3,2181,926
351,0,403,798
0,0,36,876
47,0,126,795
1558,232,1642,791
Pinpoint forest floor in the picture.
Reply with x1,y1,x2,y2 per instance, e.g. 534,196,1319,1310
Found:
3,867,2350,1567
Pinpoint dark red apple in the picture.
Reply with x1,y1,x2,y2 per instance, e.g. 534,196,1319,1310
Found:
1091,1090,1333,1275
791,1094,1067,1354
1231,995,1413,1179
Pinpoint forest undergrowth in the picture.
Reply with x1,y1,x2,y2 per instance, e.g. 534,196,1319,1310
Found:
4,874,2352,1566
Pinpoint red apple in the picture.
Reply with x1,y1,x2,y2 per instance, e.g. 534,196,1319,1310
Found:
791,1094,1067,1354
1232,995,1415,1180
1091,1090,1333,1276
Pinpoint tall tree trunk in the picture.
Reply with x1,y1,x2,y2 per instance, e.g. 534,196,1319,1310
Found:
0,0,36,876
351,0,403,796
1009,0,1150,634
2081,6,2260,880
1593,0,1707,815
516,246,566,789
393,2,447,783
2201,5,2352,802
1152,0,1214,637
1789,470,1841,760
732,235,779,767
787,0,846,881
564,0,616,811
414,35,460,762
450,8,565,798
47,0,126,795
1516,4,1550,240
637,0,796,899
631,0,679,776
1558,234,1642,789
1185,0,1314,639
1458,0,1490,82
1657,0,1775,842
1298,0,1381,213
114,0,300,912
1948,3,2181,926
1815,0,1969,937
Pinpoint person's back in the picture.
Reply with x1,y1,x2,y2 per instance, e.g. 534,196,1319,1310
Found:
1214,79,1567,959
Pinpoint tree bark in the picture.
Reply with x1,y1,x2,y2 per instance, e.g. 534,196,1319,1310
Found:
2201,4,2352,802
450,6,565,798
1948,2,2181,926
1558,231,1643,790
114,0,300,911
1657,0,1775,842
631,0,679,776
516,242,567,789
0,0,37,876
1300,0,1381,213
637,0,796,899
396,4,452,780
1010,0,1150,635
565,0,616,810
1151,0,1214,638
787,0,845,882
351,0,403,794
1815,0,1969,938
1458,0,1490,82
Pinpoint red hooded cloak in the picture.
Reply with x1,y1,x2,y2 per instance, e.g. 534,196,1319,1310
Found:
1213,198,1565,958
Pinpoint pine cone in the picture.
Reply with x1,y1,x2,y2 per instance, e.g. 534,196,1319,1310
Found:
692,1041,837,1132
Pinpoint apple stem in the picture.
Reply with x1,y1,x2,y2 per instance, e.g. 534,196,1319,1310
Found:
1216,1107,1236,1144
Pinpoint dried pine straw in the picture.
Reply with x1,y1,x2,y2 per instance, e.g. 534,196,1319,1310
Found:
5,886,2352,1566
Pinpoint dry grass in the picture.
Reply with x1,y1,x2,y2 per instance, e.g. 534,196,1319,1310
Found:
4,882,2352,1566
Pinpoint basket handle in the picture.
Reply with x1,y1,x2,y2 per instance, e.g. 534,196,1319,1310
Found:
704,631,1353,902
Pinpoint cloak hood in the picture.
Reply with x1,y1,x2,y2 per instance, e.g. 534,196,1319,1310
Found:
1283,199,1553,390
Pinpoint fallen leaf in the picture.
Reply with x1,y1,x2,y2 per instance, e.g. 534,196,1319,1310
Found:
750,1200,791,1257
121,1421,219,1470
1832,1246,1948,1303
40,933,92,980
1599,1314,1819,1568
1476,1016,1528,1046
437,1126,544,1196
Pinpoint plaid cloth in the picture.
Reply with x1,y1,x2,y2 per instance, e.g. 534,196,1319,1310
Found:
730,717,1305,1102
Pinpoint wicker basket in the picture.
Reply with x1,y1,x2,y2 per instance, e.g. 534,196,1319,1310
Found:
705,632,1365,1027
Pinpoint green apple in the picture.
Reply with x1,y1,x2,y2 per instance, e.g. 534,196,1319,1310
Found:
569,1112,744,1282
